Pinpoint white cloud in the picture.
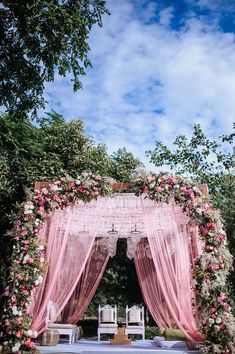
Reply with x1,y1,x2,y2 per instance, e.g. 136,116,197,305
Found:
44,0,235,170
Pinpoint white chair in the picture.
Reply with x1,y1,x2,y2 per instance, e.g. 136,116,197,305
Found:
46,300,77,344
97,304,118,342
125,305,145,341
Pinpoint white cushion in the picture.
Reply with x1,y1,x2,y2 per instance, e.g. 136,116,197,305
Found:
101,308,114,323
99,323,118,328
153,336,165,346
128,309,141,323
49,323,77,329
159,340,187,349
126,325,143,329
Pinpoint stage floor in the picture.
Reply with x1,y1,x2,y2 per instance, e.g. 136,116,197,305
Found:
38,339,202,354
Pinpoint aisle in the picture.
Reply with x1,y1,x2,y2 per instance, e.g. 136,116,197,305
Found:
38,339,202,354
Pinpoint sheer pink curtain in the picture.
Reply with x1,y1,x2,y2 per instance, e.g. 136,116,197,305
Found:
31,199,107,334
136,199,203,342
61,239,109,324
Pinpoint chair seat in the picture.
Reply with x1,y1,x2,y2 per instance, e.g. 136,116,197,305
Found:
126,325,144,329
49,323,77,329
99,323,118,328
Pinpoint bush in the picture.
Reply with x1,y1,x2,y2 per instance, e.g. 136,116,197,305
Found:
145,326,162,339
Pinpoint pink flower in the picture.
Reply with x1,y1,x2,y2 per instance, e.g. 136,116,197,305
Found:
216,234,225,242
180,186,187,192
217,293,226,304
27,257,34,265
42,188,49,195
147,176,155,183
155,186,163,192
53,194,60,201
3,286,10,296
213,264,220,271
207,222,216,230
219,323,225,330
185,189,195,200
16,329,23,338
78,184,85,192
142,186,149,193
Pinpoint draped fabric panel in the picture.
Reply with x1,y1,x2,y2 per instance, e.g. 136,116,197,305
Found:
61,239,109,324
137,201,203,342
29,193,203,339
31,199,108,333
135,242,173,328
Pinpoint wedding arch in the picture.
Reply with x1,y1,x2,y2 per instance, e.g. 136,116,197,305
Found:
0,172,234,354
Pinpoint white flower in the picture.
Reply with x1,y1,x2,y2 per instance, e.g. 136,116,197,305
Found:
196,208,202,215
51,185,62,191
12,306,18,315
24,209,33,215
15,342,21,349
12,346,18,353
34,275,43,285
27,329,33,337
18,310,22,316
38,275,43,283
33,331,38,338
39,245,44,251
208,318,215,324
35,218,40,226
23,255,30,264
216,318,222,324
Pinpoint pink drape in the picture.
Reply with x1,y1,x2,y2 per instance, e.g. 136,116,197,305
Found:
135,200,203,342
61,239,109,324
31,199,107,333
29,193,204,341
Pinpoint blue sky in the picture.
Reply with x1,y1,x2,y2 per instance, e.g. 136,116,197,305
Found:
44,0,235,169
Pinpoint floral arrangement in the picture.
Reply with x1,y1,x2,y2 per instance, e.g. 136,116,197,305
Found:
132,172,234,354
1,171,234,353
0,173,113,353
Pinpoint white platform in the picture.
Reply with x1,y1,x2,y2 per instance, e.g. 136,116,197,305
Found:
38,339,202,354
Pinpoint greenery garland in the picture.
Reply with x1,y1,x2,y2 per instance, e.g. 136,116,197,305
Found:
0,172,234,353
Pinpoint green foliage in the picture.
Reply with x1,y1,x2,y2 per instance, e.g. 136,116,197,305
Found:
0,0,109,118
147,124,234,197
86,239,143,313
111,147,144,182
145,326,160,339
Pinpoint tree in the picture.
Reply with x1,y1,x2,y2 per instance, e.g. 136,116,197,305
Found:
0,0,109,118
111,147,144,182
147,123,235,285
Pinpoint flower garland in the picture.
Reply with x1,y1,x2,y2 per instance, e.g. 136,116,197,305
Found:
0,173,113,353
132,172,234,354
0,172,234,353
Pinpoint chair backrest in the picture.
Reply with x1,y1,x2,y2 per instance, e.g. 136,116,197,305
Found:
98,305,117,325
126,305,144,326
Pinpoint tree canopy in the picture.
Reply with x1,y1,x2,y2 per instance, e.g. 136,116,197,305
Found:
147,123,235,286
0,0,109,118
